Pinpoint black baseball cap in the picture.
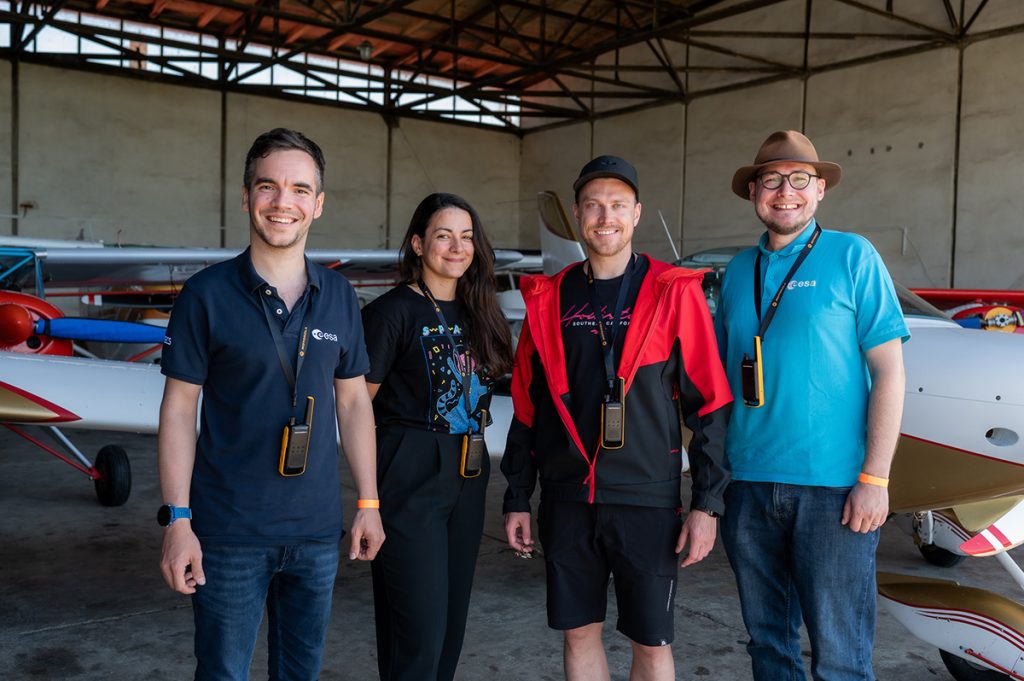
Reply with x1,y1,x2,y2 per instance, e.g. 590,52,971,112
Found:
573,155,640,200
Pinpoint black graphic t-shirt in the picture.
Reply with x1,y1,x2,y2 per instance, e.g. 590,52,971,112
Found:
560,257,648,454
362,285,493,433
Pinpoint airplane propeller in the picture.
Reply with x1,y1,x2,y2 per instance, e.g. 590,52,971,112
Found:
0,294,166,353
0,302,34,346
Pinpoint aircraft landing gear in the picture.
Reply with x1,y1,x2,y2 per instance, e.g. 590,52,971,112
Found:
3,424,132,506
940,649,1012,681
94,444,131,507
910,510,968,567
919,542,968,568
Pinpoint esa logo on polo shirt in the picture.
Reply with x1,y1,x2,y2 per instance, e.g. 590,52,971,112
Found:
311,328,339,342
786,279,817,291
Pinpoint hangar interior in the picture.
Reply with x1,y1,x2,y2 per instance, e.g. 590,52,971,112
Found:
0,0,1021,288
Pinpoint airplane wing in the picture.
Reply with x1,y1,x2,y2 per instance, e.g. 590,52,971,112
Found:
0,351,163,432
1,236,537,290
960,497,1024,557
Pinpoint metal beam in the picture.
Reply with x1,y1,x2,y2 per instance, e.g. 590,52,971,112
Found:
401,0,789,109
831,0,955,38
18,0,71,50
677,29,953,40
963,0,991,34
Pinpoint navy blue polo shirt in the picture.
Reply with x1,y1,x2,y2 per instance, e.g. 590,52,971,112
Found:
162,249,369,544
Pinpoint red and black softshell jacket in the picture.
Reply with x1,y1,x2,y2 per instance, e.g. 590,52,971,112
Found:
500,255,733,515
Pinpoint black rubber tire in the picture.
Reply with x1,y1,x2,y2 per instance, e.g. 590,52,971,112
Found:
918,541,967,568
94,444,131,507
940,649,1010,680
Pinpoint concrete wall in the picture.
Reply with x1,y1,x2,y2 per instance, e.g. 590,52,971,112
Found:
805,50,959,287
16,63,221,245
957,32,1024,289
517,121,590,248
2,63,517,256
0,60,11,235
683,80,804,256
389,117,520,249
224,92,388,250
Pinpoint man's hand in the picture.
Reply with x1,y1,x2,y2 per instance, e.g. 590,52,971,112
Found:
505,512,534,556
349,509,385,561
160,521,205,594
676,510,717,567
842,483,889,534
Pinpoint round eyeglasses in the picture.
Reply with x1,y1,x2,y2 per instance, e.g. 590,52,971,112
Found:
757,171,819,191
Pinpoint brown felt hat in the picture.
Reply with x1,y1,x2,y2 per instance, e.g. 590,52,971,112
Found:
731,130,842,199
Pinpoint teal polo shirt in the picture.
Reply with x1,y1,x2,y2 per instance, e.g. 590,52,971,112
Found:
714,220,909,487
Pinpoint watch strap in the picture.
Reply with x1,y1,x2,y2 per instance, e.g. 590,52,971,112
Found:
158,504,192,527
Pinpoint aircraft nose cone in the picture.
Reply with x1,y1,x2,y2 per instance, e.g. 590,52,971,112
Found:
0,303,35,346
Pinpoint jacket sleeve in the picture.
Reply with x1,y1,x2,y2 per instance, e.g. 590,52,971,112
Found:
500,316,544,514
676,278,733,516
683,404,732,516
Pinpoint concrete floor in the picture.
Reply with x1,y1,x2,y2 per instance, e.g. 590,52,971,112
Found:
1,427,1020,680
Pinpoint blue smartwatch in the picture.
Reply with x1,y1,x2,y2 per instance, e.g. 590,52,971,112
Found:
157,504,192,527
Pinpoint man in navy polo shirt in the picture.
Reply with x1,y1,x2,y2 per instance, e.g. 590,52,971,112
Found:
158,128,384,681
715,130,908,680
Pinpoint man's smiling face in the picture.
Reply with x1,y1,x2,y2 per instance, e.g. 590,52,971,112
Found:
243,148,325,251
749,161,825,238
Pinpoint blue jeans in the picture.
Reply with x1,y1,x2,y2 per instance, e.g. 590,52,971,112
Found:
192,541,339,681
721,482,879,681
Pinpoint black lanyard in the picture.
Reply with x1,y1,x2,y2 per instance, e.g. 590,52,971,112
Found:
586,255,637,396
753,225,821,340
417,282,475,434
259,287,314,410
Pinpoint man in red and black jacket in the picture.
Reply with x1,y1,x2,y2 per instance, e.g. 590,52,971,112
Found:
501,155,732,681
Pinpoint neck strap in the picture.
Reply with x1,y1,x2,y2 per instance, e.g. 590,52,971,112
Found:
586,254,637,396
417,281,476,434
754,225,821,340
259,288,314,411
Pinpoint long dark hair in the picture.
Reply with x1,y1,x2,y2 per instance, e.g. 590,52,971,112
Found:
399,193,513,377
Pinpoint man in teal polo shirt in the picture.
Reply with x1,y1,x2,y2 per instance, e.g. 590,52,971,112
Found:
715,130,908,681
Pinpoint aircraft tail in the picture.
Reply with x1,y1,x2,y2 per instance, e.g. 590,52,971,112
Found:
538,191,585,274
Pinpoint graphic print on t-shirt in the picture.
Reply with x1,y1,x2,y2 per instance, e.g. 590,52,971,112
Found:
420,322,486,434
561,303,634,333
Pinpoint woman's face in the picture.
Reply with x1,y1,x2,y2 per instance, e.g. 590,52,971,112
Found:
411,207,475,285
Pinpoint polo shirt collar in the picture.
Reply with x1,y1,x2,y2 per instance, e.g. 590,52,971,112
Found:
757,218,818,257
235,246,322,293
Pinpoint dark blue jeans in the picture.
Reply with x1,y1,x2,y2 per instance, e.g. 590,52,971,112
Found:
722,481,879,681
191,541,339,681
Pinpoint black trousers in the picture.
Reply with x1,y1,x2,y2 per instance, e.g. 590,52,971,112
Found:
372,426,489,681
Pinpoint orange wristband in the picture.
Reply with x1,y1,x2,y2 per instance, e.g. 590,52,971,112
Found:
857,472,889,488
357,499,380,509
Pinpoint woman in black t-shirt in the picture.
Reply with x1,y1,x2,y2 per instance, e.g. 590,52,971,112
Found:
362,192,513,681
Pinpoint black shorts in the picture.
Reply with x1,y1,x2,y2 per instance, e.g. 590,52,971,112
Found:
537,500,682,647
